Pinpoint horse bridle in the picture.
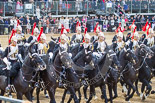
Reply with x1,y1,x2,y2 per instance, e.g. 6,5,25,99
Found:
21,53,42,83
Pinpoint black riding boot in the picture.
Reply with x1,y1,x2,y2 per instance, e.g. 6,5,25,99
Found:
6,70,11,93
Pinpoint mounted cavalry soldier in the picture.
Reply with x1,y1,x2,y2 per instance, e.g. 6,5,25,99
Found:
112,23,126,52
93,32,106,56
91,22,100,44
1,35,23,92
15,25,26,46
71,22,83,46
51,33,71,86
125,20,136,43
140,21,149,42
51,33,70,63
27,22,39,44
51,24,69,43
144,28,155,47
37,33,49,56
129,27,140,50
113,31,125,53
73,28,92,63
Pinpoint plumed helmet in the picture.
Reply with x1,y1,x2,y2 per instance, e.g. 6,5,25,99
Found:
11,36,17,42
61,34,68,41
117,32,123,38
134,32,139,38
77,26,81,31
34,27,39,34
98,32,105,37
84,33,91,40
40,33,46,40
96,27,100,33
16,25,22,31
131,24,136,31
63,29,67,34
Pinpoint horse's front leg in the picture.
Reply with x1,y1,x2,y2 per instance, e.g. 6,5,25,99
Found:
61,89,67,103
68,87,79,103
86,85,95,103
107,83,113,103
78,89,81,102
36,87,40,103
17,92,23,100
125,80,136,102
0,90,5,103
25,92,32,102
83,85,88,101
48,87,56,103
44,89,49,98
112,82,118,99
135,79,140,96
100,84,108,103
142,79,152,100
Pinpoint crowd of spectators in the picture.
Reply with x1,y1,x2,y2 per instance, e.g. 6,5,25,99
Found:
0,14,154,35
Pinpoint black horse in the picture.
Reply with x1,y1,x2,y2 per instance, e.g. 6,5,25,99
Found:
75,46,121,103
31,54,58,103
117,48,139,102
0,43,46,102
134,44,154,100
53,50,80,103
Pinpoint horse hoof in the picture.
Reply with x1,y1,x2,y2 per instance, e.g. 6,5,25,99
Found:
136,92,140,96
107,98,111,101
94,95,98,100
125,97,129,101
9,95,12,98
123,93,127,97
122,89,124,93
45,94,49,98
151,91,155,94
101,95,104,99
84,98,88,102
144,94,148,100
141,94,146,101
113,95,118,99
32,96,35,100
127,101,131,103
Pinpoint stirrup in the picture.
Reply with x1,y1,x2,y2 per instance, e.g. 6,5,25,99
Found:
10,85,16,93
35,82,40,88
5,85,11,93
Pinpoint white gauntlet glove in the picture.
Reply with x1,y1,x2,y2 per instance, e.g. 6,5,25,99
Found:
49,52,53,59
69,53,72,58
3,57,11,70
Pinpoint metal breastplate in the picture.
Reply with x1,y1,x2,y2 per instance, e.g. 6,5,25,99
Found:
133,40,138,49
97,41,106,53
8,46,18,60
16,34,25,46
148,37,154,47
38,43,48,55
75,34,82,43
117,41,124,51
60,43,68,52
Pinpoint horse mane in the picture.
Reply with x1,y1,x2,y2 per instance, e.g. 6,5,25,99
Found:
119,49,126,61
